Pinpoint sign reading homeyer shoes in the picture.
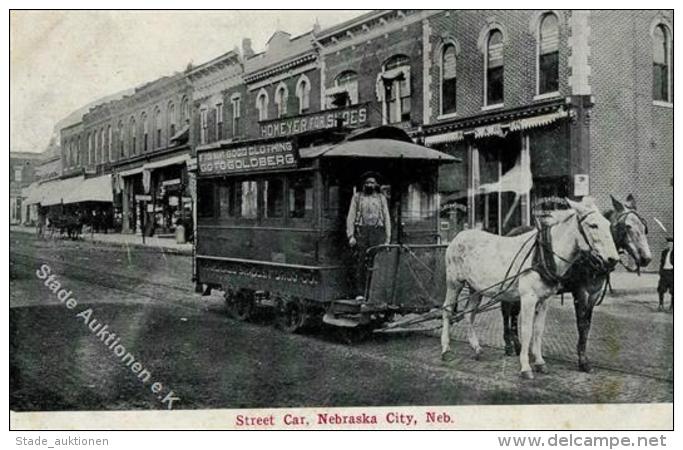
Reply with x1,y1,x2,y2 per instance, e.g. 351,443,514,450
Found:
198,139,298,175
259,103,369,139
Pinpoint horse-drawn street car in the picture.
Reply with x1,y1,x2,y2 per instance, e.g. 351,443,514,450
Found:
194,126,458,335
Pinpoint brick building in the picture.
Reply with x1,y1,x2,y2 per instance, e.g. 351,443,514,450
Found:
317,10,434,133
47,10,672,263
418,10,672,266
10,152,42,223
81,73,194,235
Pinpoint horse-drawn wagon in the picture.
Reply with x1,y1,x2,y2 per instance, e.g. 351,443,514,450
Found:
194,126,458,333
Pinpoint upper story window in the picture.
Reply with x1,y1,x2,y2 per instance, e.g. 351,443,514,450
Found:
231,94,242,136
15,167,22,182
87,133,93,165
296,76,311,114
485,29,504,106
200,108,208,144
215,103,223,141
256,89,269,121
328,71,358,109
107,125,113,162
141,113,149,152
97,130,104,164
64,142,70,168
181,96,190,125
76,137,81,165
275,83,288,118
441,43,458,115
538,13,560,95
155,107,163,149
118,121,124,157
129,117,137,156
653,23,672,103
379,55,411,124
168,102,176,138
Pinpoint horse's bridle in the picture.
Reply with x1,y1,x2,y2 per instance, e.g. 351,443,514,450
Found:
611,209,649,273
575,210,615,275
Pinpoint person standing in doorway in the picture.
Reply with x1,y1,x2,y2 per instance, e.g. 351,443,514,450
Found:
346,172,391,299
658,237,674,311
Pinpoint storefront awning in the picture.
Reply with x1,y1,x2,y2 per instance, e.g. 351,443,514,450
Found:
119,166,144,177
300,138,458,163
64,174,113,204
22,182,43,205
142,154,190,170
424,109,570,146
42,176,85,206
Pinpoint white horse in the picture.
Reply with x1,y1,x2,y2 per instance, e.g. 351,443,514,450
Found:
440,197,620,379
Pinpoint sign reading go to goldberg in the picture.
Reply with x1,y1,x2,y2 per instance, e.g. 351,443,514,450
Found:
198,139,298,175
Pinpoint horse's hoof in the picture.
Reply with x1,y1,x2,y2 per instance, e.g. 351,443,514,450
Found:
520,370,535,380
578,361,593,373
534,364,549,374
658,304,664,312
504,344,514,356
441,350,456,362
473,348,483,360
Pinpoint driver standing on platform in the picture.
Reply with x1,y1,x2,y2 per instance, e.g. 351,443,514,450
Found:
346,172,391,299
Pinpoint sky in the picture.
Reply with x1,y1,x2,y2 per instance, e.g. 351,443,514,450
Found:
9,10,367,153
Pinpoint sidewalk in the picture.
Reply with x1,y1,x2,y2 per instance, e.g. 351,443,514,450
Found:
10,224,193,255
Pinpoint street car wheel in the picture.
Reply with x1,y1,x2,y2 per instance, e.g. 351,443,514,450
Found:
226,290,254,321
276,298,306,333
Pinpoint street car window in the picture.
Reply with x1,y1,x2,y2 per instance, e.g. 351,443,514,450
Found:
235,180,258,219
197,181,216,218
401,180,436,224
264,178,284,218
288,174,314,220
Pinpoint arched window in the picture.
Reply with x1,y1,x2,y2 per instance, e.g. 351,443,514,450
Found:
100,129,105,163
485,29,504,106
76,137,81,165
141,112,149,152
118,121,124,157
129,117,137,155
87,133,93,166
328,71,358,108
107,125,113,162
275,83,288,118
538,13,559,95
441,43,458,114
155,107,163,148
380,55,411,124
168,101,176,138
256,89,269,121
199,107,208,144
180,96,189,124
653,24,672,103
296,76,311,114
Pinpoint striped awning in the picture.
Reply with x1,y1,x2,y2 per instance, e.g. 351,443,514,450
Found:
425,109,569,146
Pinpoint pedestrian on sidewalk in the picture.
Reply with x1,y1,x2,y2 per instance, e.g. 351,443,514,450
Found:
658,236,673,311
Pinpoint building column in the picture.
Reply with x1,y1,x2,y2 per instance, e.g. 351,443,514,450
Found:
122,178,130,233
568,95,594,198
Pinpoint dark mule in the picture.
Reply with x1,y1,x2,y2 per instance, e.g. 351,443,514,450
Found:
501,195,652,372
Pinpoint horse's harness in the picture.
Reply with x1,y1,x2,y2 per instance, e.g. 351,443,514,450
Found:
533,210,613,285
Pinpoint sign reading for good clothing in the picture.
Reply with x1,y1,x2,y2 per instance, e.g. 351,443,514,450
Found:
198,139,298,175
259,104,369,139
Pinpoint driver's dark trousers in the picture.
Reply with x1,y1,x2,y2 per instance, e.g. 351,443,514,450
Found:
352,225,386,297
